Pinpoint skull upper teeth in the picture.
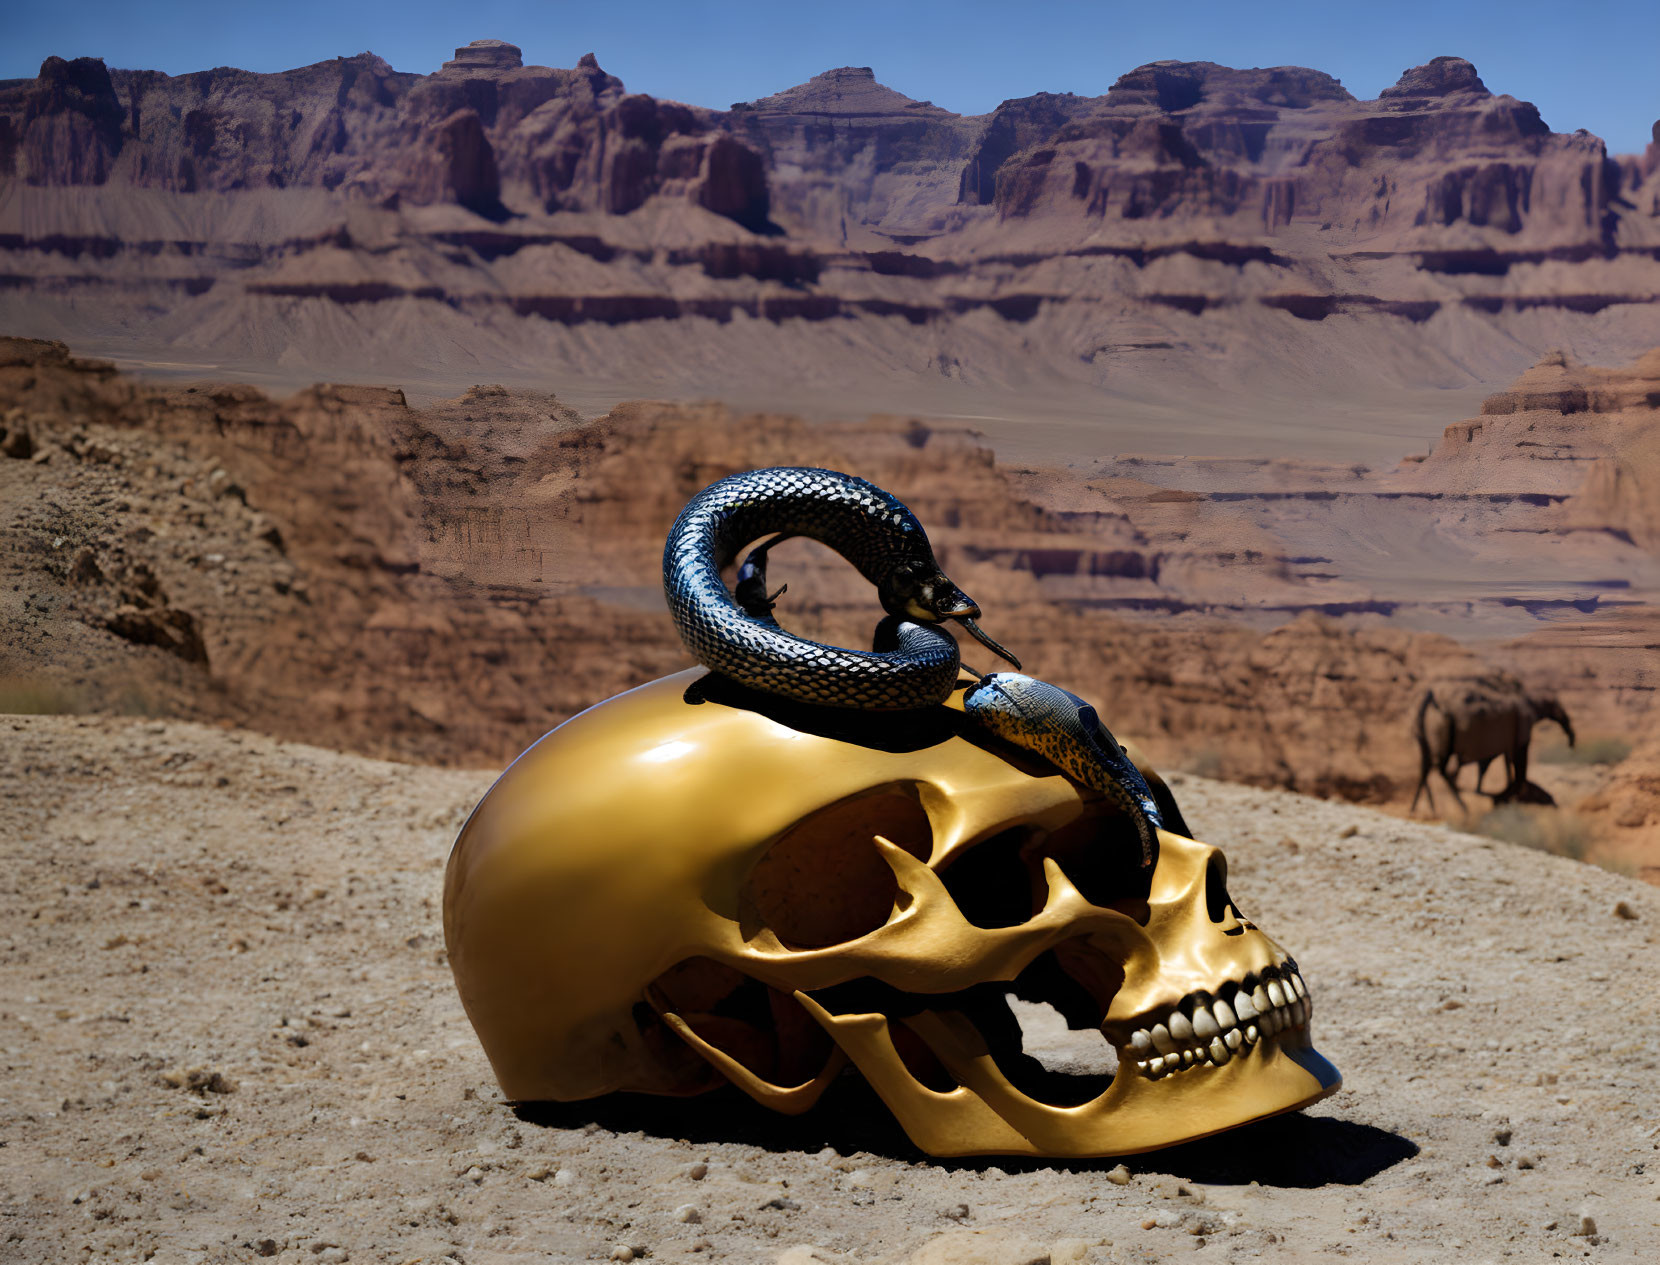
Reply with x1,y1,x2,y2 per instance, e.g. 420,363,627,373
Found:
1126,962,1313,1080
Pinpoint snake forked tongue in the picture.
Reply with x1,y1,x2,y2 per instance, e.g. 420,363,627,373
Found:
957,617,1022,671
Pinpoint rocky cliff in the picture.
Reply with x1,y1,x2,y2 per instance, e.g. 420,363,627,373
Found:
987,57,1618,250
4,336,1650,823
1399,345,1660,554
0,42,769,226
2,46,1658,433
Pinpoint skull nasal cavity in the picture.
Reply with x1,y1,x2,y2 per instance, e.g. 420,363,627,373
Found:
1205,854,1233,924
745,789,931,948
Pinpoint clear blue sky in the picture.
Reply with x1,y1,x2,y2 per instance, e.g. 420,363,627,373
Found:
5,0,1656,154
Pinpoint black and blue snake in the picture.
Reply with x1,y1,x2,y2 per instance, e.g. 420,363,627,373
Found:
663,466,1163,866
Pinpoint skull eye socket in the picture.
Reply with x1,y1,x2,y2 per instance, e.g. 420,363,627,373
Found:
937,827,1035,928
938,808,1156,930
1043,812,1156,908
744,787,932,949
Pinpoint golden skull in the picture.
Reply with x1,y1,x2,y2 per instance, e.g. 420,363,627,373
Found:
444,669,1339,1157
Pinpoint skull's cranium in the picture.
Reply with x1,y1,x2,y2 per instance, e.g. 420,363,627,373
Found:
444,669,1339,1157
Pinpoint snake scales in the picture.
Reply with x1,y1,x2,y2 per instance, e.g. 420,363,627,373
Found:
664,466,1163,865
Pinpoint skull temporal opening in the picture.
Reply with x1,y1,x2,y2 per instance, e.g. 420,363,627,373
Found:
444,669,1340,1158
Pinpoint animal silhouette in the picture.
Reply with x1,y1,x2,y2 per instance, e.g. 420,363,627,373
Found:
1410,677,1575,814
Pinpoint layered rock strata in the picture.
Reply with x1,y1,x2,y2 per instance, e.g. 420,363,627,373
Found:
1,50,1657,420
3,338,1649,823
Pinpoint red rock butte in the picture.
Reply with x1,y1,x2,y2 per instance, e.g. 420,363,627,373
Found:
443,40,524,72
0,43,1655,446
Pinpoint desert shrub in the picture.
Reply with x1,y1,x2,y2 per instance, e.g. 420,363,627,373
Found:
0,676,163,717
1184,747,1224,779
1535,736,1632,766
0,677,82,714
111,682,163,716
1472,804,1593,862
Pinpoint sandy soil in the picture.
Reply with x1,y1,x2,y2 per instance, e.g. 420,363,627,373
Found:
4,712,1658,1263
64,339,1503,472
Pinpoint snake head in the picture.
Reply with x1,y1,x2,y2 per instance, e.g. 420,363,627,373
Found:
877,563,1023,671
877,561,977,624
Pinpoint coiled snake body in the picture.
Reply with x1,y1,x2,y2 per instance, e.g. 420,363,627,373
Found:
664,466,1162,864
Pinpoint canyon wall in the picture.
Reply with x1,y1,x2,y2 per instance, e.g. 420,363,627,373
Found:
1,47,1658,426
4,337,1652,827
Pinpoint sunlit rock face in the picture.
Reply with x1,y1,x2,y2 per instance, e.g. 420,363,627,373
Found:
3,47,1659,462
443,39,524,72
0,40,768,227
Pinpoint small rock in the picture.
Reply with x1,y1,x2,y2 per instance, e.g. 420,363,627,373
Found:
159,1066,236,1094
609,1247,634,1262
909,1232,1052,1265
553,1168,575,1186
254,1241,279,1258
1517,1156,1536,1170
939,1203,970,1221
1,427,34,459
674,1204,702,1224
1492,1128,1512,1146
686,1162,709,1180
1614,901,1638,921
69,548,102,584
464,1166,483,1184
1339,824,1359,839
1140,1218,1158,1231
1485,1155,1502,1168
526,1165,552,1182
1575,1214,1598,1236
760,1196,801,1212
1105,1164,1132,1186
1052,1238,1090,1265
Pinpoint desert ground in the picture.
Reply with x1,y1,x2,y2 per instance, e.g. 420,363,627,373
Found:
4,711,1658,1263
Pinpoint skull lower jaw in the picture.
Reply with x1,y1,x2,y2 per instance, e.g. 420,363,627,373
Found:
799,993,1340,1158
